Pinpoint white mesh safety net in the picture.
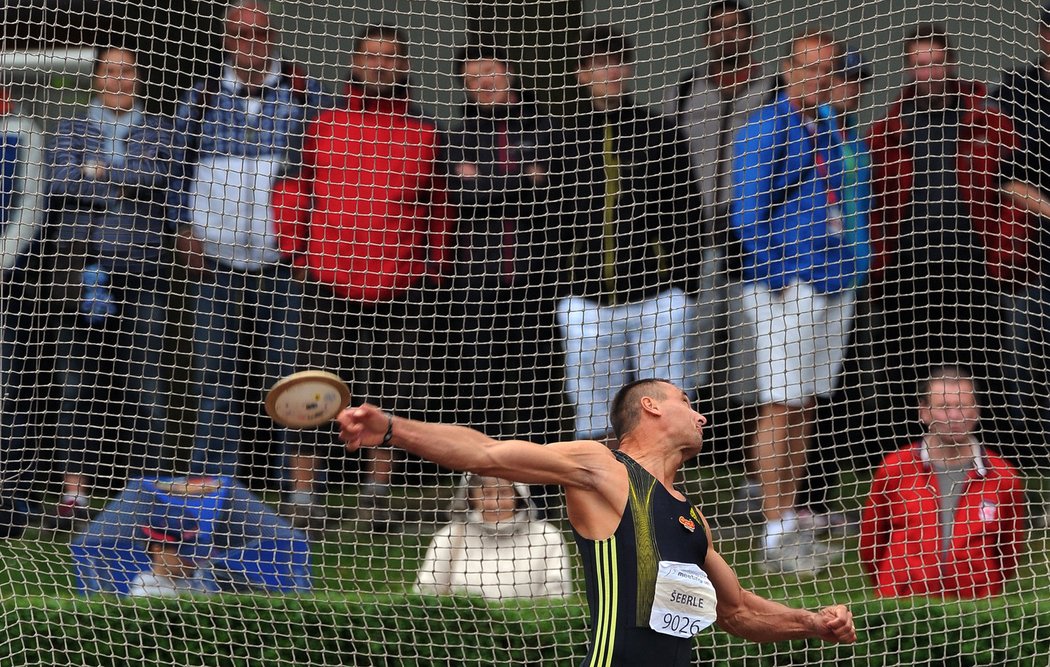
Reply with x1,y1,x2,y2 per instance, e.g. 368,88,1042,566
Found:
0,0,1048,665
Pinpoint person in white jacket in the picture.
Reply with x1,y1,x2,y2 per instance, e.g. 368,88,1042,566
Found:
415,474,573,600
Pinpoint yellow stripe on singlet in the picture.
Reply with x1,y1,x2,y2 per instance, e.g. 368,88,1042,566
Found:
589,537,618,667
590,540,609,667
608,537,619,662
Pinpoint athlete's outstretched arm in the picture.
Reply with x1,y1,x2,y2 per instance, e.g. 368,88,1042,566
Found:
699,521,856,644
337,403,612,490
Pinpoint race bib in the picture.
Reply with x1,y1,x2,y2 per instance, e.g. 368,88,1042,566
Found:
649,560,718,637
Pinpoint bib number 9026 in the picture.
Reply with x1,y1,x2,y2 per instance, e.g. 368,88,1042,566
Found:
649,561,718,638
660,612,707,637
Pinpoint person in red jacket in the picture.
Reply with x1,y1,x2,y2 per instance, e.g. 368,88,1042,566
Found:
859,366,1026,598
273,24,452,530
866,23,1021,450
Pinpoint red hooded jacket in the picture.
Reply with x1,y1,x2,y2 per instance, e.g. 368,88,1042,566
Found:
867,81,1028,285
859,441,1026,599
273,88,451,303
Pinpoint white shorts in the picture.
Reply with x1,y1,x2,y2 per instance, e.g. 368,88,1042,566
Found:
729,280,855,406
557,288,701,439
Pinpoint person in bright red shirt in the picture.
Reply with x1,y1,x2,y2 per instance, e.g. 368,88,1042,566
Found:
859,366,1026,598
272,24,452,529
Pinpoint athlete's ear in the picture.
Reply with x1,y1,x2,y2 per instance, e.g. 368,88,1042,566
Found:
640,395,662,416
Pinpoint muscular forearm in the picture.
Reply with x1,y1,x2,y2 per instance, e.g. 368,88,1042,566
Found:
385,414,506,472
717,590,824,643
341,404,598,490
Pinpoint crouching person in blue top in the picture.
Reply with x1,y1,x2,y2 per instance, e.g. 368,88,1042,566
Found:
128,514,211,598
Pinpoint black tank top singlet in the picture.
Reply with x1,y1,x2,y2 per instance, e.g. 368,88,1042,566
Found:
572,451,711,667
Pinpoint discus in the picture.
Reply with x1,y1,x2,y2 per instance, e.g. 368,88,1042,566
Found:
265,370,351,429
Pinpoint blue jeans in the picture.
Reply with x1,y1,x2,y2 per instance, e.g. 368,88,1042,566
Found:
189,262,301,479
56,270,170,481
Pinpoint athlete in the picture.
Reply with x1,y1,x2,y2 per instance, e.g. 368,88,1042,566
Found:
338,378,856,665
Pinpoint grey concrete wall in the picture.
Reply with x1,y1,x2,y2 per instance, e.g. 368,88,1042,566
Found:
10,1,1043,124
583,0,1041,124
272,0,467,120
268,0,1045,125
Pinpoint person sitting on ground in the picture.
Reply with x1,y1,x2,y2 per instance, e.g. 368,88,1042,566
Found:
127,515,211,597
859,366,1027,598
415,474,573,600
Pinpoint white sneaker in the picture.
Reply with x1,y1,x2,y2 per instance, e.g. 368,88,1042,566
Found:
797,509,859,538
761,528,839,577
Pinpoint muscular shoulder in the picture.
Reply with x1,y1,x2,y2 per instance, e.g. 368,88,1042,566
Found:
545,439,622,482
557,441,628,540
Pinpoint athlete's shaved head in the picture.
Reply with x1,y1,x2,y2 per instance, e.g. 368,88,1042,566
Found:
610,378,671,440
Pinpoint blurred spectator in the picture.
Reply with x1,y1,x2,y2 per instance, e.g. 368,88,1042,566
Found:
47,44,179,530
0,85,50,531
415,474,572,600
272,24,452,530
994,4,1050,460
666,0,771,237
663,0,775,524
127,514,210,597
729,29,869,574
859,367,1026,598
867,24,1018,450
442,44,570,513
799,45,874,531
170,0,329,524
556,26,703,441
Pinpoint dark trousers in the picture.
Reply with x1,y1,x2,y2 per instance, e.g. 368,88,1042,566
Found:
445,294,570,443
56,270,171,490
446,292,572,515
805,258,1017,514
296,282,448,459
1,271,66,501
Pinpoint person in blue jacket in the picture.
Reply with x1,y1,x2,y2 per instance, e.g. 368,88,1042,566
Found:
797,46,875,535
729,29,870,574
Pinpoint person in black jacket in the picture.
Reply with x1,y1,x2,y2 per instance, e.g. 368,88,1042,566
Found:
555,26,704,442
994,4,1050,463
444,45,571,469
